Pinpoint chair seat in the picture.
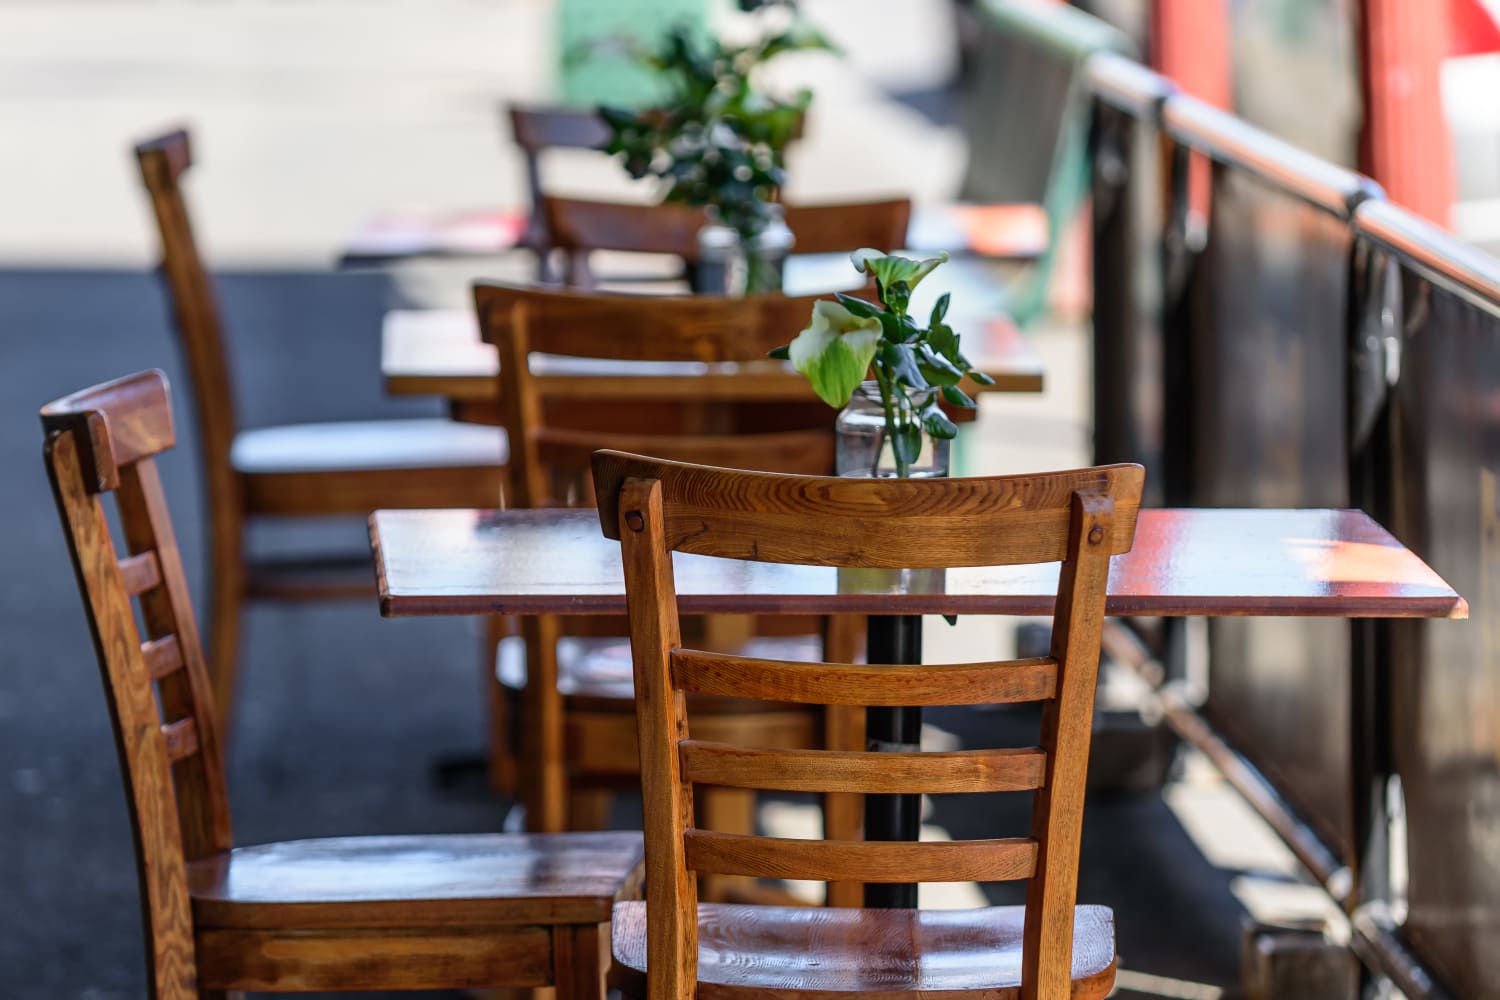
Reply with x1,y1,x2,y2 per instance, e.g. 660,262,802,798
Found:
188,831,643,929
611,901,1117,998
231,418,506,474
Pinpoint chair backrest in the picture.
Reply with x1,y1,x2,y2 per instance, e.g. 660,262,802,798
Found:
594,451,1144,1000
506,104,612,256
134,130,239,507
41,370,233,1000
473,283,836,509
540,196,913,287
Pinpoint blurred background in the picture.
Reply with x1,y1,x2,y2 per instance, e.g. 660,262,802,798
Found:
1,1,1493,997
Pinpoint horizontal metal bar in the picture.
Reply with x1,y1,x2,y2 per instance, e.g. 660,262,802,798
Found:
1088,52,1175,118
1355,199,1500,317
1163,94,1383,218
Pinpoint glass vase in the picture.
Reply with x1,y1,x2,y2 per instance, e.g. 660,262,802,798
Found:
691,205,794,296
835,381,951,479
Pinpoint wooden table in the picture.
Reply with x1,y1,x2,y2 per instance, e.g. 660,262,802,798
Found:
370,507,1467,621
370,505,1465,905
382,254,1046,403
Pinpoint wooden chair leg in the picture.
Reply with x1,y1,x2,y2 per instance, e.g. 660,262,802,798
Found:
206,521,246,736
485,615,517,796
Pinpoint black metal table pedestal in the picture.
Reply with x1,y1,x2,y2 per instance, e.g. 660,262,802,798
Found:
863,614,924,909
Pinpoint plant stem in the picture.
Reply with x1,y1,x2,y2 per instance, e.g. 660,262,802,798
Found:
873,364,909,479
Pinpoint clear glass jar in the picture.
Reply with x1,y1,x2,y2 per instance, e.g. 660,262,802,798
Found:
745,204,794,295
693,221,744,295
835,381,951,479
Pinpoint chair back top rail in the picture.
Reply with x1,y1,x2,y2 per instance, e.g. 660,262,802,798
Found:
1162,93,1382,217
472,282,825,363
541,196,914,263
1087,51,1176,118
1354,199,1500,315
592,450,1144,568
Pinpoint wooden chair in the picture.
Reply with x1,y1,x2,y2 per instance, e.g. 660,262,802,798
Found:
541,196,913,289
507,103,613,281
134,129,507,732
595,451,1144,999
474,283,864,896
41,370,642,999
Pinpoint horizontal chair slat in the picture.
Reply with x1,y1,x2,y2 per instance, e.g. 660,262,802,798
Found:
119,551,162,596
161,717,199,763
683,831,1037,884
679,741,1047,794
672,650,1058,706
141,634,184,681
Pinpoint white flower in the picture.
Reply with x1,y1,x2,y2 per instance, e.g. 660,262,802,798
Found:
787,299,882,408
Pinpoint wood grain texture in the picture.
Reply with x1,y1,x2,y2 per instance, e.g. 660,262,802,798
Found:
118,550,164,597
679,742,1046,794
611,902,1118,999
673,651,1058,706
382,304,1045,401
194,925,553,992
540,196,911,287
477,276,843,835
618,478,700,999
610,460,1133,998
370,506,1469,620
685,832,1038,884
1023,492,1114,1000
43,373,641,999
594,453,1144,567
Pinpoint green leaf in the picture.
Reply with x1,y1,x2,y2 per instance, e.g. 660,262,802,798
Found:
941,384,976,409
884,279,911,316
767,345,790,360
915,345,964,387
833,293,882,319
879,342,926,389
930,292,950,326
926,320,960,362
877,310,921,344
892,420,923,465
921,403,959,440
969,370,996,386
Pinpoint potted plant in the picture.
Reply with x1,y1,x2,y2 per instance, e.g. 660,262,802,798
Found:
773,249,994,478
591,10,833,294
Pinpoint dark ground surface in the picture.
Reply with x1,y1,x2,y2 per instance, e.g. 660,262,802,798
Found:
0,266,1247,998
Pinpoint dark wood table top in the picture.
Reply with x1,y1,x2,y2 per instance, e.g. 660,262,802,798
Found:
370,507,1468,620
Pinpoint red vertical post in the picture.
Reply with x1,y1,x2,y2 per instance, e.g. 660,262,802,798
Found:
1360,0,1456,225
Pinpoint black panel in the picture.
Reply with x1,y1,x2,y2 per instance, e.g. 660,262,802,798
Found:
1385,276,1500,998
1180,162,1357,861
